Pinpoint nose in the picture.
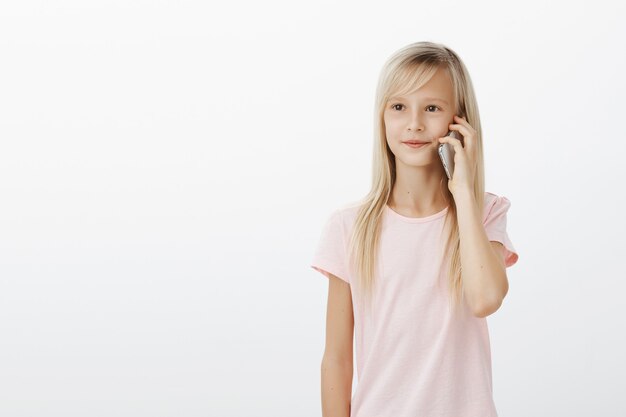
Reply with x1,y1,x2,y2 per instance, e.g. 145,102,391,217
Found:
407,113,424,131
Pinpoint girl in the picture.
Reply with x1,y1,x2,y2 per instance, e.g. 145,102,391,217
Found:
310,41,519,417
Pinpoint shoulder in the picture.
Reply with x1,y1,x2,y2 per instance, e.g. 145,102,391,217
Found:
482,191,512,222
331,202,362,228
483,190,504,205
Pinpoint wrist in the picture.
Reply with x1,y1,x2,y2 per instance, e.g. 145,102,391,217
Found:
452,187,474,200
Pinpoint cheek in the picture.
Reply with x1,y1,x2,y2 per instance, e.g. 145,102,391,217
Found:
383,116,402,133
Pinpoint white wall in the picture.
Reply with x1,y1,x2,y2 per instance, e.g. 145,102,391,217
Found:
0,0,624,416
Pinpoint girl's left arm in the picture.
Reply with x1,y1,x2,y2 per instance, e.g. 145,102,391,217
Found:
454,188,508,318
438,115,508,318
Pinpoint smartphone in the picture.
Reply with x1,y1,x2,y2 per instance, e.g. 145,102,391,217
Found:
438,130,463,180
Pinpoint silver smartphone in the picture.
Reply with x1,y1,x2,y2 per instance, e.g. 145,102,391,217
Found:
438,130,462,179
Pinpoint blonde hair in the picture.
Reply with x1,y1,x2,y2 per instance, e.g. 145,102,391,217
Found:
345,41,485,316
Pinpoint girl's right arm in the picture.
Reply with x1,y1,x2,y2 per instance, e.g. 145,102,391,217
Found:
321,274,354,417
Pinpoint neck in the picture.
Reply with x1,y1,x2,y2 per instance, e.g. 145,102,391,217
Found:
388,164,450,216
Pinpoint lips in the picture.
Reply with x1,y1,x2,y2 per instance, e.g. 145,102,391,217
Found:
403,140,430,144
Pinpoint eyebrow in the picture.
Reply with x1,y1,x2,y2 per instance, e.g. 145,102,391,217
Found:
389,96,450,105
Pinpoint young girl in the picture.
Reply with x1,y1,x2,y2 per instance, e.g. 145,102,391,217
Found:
310,41,519,417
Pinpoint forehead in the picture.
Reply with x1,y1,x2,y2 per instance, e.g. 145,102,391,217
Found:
389,66,454,103
388,94,450,104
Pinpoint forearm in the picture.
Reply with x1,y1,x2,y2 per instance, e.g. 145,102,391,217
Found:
454,189,508,317
321,355,352,417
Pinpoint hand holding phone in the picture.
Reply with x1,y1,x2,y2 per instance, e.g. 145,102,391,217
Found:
438,130,463,180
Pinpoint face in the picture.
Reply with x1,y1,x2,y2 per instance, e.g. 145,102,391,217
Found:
383,67,457,168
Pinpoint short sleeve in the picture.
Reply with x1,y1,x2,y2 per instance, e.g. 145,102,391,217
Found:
310,209,351,284
483,193,519,268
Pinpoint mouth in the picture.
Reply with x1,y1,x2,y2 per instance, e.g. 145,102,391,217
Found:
403,140,431,145
402,139,432,149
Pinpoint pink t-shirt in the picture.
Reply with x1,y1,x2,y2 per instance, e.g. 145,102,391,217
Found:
310,191,519,417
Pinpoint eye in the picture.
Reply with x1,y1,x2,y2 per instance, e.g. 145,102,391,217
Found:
390,103,442,112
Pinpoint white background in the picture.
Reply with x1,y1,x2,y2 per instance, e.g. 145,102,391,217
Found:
1,1,624,416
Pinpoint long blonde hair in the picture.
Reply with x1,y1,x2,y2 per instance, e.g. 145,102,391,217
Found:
345,41,485,316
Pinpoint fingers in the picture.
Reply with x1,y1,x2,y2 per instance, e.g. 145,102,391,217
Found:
438,135,463,152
